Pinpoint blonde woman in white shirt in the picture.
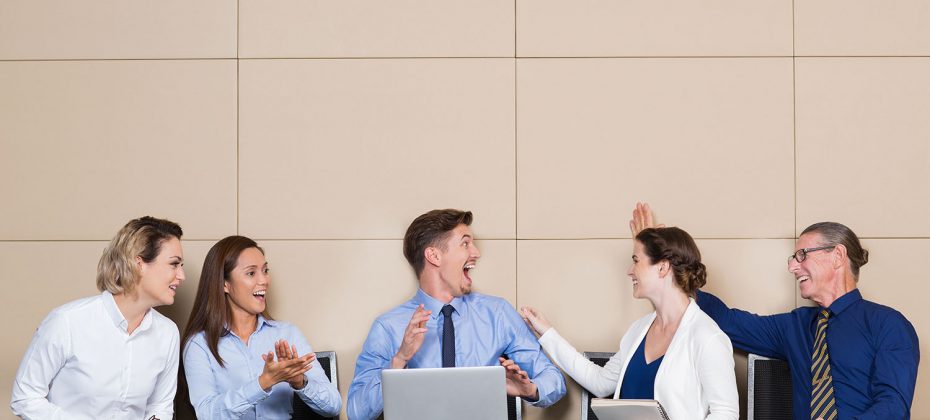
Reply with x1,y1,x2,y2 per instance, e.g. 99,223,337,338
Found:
11,216,186,420
521,205,738,420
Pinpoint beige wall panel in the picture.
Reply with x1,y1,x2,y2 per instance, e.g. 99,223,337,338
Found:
517,58,794,240
239,0,513,58
517,239,795,419
796,58,930,237
0,1,236,60
0,60,238,241
239,59,516,240
251,239,515,419
700,239,797,419
516,239,642,420
517,0,791,57
2,240,211,420
795,0,930,56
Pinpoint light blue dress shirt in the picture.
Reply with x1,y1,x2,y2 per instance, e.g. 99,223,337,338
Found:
183,317,341,419
347,289,566,420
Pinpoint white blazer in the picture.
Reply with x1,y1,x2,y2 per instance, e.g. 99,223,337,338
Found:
538,299,738,420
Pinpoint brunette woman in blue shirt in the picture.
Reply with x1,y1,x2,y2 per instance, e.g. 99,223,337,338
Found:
181,236,341,419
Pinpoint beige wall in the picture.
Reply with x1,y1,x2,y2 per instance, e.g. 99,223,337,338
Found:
1,1,927,419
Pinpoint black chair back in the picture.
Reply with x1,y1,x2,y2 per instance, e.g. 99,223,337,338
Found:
748,354,792,420
292,351,338,420
580,351,615,420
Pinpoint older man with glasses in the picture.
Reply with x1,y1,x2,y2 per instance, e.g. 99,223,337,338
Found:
632,204,919,420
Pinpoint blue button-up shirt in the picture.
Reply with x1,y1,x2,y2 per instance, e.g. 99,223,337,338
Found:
183,317,342,419
696,289,919,419
347,289,566,420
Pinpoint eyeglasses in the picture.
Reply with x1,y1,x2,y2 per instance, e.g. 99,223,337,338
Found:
788,245,836,264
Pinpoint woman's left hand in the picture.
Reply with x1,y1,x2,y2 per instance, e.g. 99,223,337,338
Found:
273,339,315,389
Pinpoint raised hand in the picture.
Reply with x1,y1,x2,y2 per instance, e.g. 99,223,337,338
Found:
258,344,314,391
629,202,665,237
520,306,552,337
273,339,316,389
499,357,538,400
391,304,432,369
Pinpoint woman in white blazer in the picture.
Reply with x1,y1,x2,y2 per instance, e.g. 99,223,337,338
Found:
522,204,738,420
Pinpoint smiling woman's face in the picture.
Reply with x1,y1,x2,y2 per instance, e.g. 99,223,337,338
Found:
224,247,270,317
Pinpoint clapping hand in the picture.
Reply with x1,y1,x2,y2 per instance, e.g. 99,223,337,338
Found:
499,357,539,401
273,339,316,389
258,339,315,391
392,304,431,369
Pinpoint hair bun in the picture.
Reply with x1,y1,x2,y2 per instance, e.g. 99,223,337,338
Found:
688,262,707,290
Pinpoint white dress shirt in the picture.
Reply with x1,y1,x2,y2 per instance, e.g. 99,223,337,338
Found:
11,291,180,420
538,299,739,420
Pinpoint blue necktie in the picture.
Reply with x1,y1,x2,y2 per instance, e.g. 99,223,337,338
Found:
441,305,455,367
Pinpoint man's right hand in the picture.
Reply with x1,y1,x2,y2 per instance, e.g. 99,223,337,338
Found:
629,202,664,237
391,304,431,369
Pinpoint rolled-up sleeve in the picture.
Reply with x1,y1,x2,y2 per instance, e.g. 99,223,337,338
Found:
347,320,394,420
289,327,342,417
144,327,179,419
500,304,566,407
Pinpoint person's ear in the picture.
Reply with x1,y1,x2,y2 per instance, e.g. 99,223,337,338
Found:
658,260,671,278
425,246,442,267
833,244,848,271
135,255,146,275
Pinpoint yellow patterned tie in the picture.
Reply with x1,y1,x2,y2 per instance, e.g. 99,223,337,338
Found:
810,309,838,420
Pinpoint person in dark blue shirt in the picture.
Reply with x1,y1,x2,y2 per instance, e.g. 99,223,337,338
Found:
633,205,919,419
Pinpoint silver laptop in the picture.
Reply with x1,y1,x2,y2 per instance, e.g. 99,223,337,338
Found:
381,366,508,420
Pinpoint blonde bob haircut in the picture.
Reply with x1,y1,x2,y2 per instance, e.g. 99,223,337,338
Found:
96,216,183,296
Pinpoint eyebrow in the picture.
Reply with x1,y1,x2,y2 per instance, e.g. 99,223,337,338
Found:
461,234,472,241
169,256,183,262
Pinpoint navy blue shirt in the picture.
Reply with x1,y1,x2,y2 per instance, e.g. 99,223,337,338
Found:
619,338,664,400
696,289,919,419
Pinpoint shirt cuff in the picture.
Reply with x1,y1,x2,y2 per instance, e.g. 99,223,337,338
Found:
245,378,272,405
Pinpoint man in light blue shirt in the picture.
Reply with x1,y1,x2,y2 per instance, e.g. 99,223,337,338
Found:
347,209,566,419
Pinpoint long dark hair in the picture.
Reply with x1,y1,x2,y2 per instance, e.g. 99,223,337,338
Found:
180,235,272,366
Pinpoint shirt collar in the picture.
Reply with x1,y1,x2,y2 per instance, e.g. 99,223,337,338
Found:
224,314,276,336
101,290,153,334
825,288,862,317
413,288,466,320
257,315,276,330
